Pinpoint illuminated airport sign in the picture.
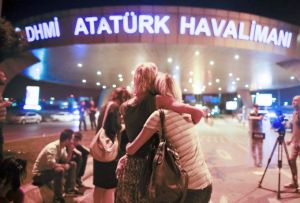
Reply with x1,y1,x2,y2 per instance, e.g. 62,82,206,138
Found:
23,10,296,48
25,17,60,42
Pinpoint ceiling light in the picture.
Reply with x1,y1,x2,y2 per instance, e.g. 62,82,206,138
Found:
167,57,173,63
82,79,86,83
119,78,124,82
183,88,188,92
131,70,135,75
195,51,200,56
175,65,180,70
209,60,214,66
216,78,220,83
290,76,295,80
112,84,116,88
229,73,233,77
208,82,212,86
15,27,21,32
188,78,193,83
97,71,102,75
96,82,101,86
234,54,239,60
218,87,222,91
245,84,249,88
236,77,240,81
189,71,193,75
232,81,236,85
102,85,107,89
77,63,82,68
237,94,241,98
118,74,123,78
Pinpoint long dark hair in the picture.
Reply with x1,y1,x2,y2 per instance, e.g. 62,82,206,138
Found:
103,102,122,143
96,87,131,132
0,157,27,191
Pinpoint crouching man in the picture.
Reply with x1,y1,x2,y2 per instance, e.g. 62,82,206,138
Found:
32,129,81,203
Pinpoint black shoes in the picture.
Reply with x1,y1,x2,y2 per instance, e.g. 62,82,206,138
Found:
65,187,83,195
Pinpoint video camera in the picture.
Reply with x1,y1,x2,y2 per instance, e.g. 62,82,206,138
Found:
271,114,286,136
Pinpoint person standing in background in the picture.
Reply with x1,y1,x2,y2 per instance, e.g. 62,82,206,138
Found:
248,104,265,167
79,101,87,131
285,95,300,189
0,70,12,161
88,100,97,130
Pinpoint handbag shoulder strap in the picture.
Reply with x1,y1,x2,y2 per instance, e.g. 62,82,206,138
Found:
159,109,166,141
102,102,114,127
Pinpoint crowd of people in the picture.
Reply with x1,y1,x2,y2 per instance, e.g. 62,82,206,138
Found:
0,62,300,203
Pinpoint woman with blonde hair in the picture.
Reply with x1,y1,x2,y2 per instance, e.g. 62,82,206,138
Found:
115,63,203,203
126,73,212,203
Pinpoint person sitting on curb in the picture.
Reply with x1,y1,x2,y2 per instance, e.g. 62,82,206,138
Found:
32,129,82,203
70,132,89,188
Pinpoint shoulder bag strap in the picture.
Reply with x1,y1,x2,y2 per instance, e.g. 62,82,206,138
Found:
159,109,166,142
102,102,114,127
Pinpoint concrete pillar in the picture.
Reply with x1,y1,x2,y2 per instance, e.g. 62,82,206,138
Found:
237,88,253,123
237,88,253,109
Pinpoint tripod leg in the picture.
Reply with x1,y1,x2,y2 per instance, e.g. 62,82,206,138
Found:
258,139,279,188
277,142,283,199
283,142,299,192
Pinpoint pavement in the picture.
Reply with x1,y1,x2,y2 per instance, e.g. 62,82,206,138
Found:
4,129,96,203
4,117,300,203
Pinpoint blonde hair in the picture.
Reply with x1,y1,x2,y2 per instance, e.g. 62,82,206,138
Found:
154,72,182,101
133,62,158,97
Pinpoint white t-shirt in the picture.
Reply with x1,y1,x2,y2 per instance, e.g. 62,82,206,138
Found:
32,140,68,175
144,110,212,189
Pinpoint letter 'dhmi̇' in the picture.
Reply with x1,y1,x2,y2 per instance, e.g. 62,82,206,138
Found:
25,17,60,42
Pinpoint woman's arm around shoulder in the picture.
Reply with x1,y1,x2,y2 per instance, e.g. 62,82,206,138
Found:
155,95,203,124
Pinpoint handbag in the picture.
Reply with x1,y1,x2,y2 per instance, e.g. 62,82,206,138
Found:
89,102,119,162
148,109,188,203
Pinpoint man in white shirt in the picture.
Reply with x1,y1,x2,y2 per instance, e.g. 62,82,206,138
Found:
32,129,81,203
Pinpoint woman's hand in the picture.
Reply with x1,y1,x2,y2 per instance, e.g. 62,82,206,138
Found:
191,109,204,124
116,155,127,179
125,142,133,155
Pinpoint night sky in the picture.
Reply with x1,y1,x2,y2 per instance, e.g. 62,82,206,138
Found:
2,0,300,26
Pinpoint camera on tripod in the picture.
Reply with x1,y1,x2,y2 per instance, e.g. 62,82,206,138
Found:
271,114,287,136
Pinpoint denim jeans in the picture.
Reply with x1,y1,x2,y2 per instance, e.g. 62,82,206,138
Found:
183,184,212,203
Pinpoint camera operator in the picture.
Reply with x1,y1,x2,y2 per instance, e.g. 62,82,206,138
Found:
248,104,265,167
285,95,300,189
